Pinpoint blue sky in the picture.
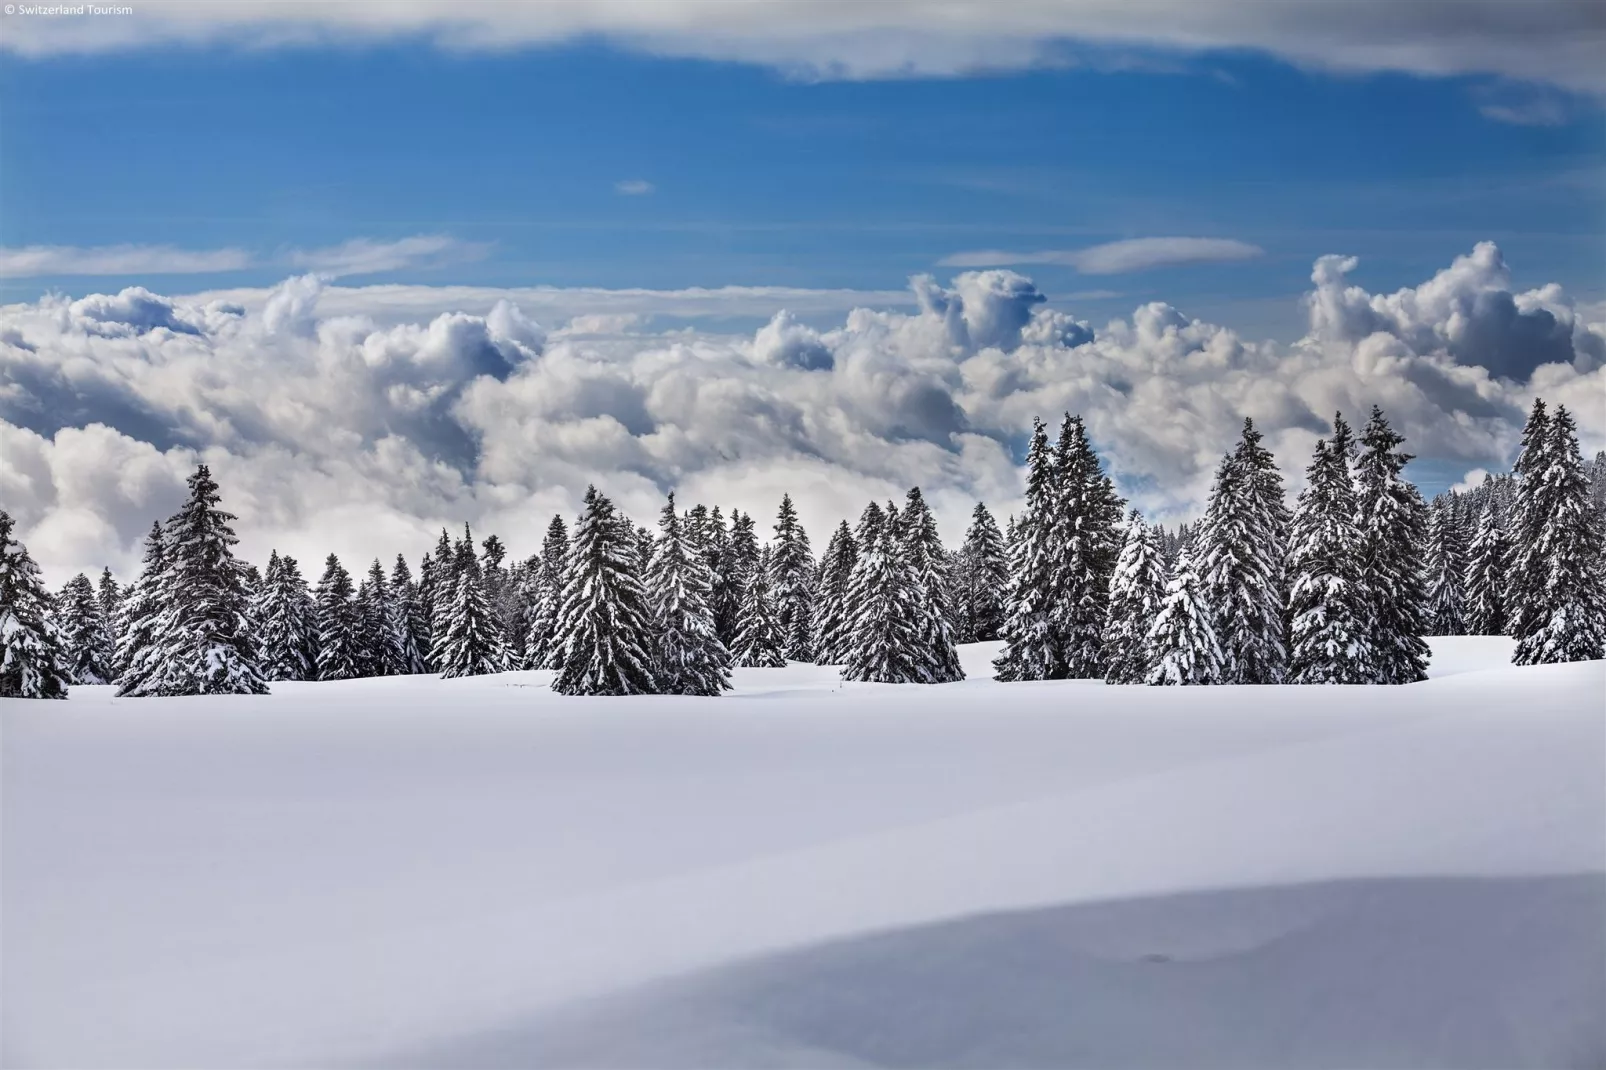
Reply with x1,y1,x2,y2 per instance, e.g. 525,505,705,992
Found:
2,36,1601,339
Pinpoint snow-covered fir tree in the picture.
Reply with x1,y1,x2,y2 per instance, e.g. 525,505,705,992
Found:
1356,407,1431,684
1425,499,1469,635
1505,399,1554,650
424,527,456,662
809,520,859,665
1103,511,1168,684
1144,547,1223,686
414,548,443,672
1287,437,1374,684
114,521,168,694
1464,501,1510,635
56,572,115,685
1510,404,1606,664
1051,414,1124,678
716,510,760,646
900,487,964,682
1197,419,1289,684
705,506,738,648
733,545,788,668
523,515,569,671
647,493,731,694
841,501,928,683
137,466,267,696
389,554,430,674
953,502,1008,643
314,554,361,681
769,494,815,662
552,487,659,695
434,530,509,679
255,551,318,681
0,511,71,699
994,420,1063,681
356,558,408,678
97,567,121,667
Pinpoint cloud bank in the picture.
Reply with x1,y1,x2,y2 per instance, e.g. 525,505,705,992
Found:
2,0,1602,94
2,242,1602,585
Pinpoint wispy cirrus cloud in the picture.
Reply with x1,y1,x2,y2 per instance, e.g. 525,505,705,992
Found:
940,237,1263,274
614,179,656,196
0,235,488,280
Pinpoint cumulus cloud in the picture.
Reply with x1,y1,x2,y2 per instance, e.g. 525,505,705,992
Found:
939,238,1264,274
614,179,656,196
4,1,1598,93
4,242,1602,586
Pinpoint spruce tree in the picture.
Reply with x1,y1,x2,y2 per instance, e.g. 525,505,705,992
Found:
1356,407,1431,684
953,502,1008,643
1052,414,1124,678
356,558,407,677
552,487,659,695
115,521,169,695
96,567,121,678
648,493,731,694
141,465,267,696
1103,511,1168,684
1511,405,1606,664
435,529,508,679
841,502,926,683
255,551,318,681
1198,419,1289,684
810,520,859,665
770,494,816,662
55,572,115,685
425,527,456,662
390,554,430,674
415,548,441,672
1425,499,1469,635
901,487,965,682
1287,438,1374,684
994,419,1064,681
1144,547,1223,686
706,506,739,647
314,554,361,681
525,515,569,671
1464,501,1510,635
733,546,788,668
0,511,71,699
717,510,761,645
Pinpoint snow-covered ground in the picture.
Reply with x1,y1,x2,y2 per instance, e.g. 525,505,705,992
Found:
3,638,1603,1069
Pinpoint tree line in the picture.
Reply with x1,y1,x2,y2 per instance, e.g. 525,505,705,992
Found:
2,399,1601,699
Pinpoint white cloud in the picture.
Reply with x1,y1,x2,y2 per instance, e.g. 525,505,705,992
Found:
939,238,1264,274
4,242,1602,587
2,1,1599,92
614,179,656,196
0,244,254,278
285,235,491,277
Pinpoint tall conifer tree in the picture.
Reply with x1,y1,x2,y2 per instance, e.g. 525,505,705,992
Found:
769,494,816,662
56,572,115,685
1356,407,1431,684
1144,548,1223,686
953,502,1008,643
1103,511,1168,684
994,420,1064,681
901,487,965,682
0,511,71,699
1464,502,1510,635
733,545,788,669
552,487,659,695
1425,500,1469,635
810,520,859,665
648,493,731,694
1287,438,1374,684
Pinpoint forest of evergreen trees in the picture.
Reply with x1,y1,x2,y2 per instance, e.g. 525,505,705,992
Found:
3,400,1603,699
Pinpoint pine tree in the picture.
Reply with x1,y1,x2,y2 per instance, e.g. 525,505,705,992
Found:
115,521,169,695
313,554,361,681
138,466,267,696
1356,407,1431,684
1511,404,1606,664
1464,502,1510,635
1103,511,1168,684
1425,499,1469,635
706,506,738,647
96,567,121,678
901,487,965,682
810,520,859,665
732,545,788,668
255,551,318,681
717,510,760,645
54,572,114,685
841,502,927,683
356,558,407,677
953,502,1008,643
648,493,732,694
770,494,816,662
1287,438,1374,684
1144,547,1224,686
0,511,71,699
434,528,508,679
552,487,659,695
1197,419,1290,684
1052,415,1124,678
390,554,430,674
994,419,1064,681
524,515,569,670
415,548,441,672
425,527,456,664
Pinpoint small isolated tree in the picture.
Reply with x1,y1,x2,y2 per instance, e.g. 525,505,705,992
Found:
1287,438,1373,684
841,502,927,683
1144,548,1223,686
1103,511,1168,685
0,511,71,699
255,551,319,681
56,572,115,685
1424,499,1468,635
953,502,1008,643
733,546,788,668
552,487,659,696
1464,501,1510,635
314,554,361,681
648,493,731,694
810,520,859,665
